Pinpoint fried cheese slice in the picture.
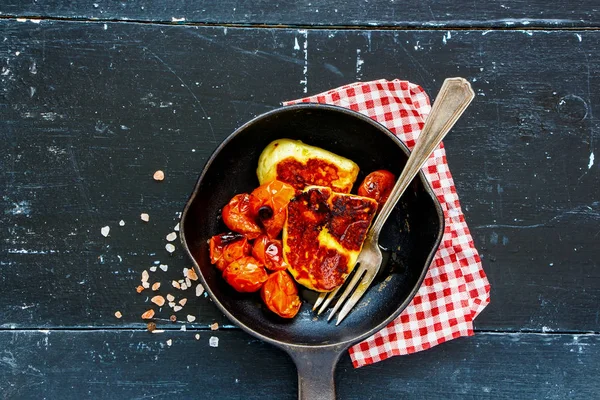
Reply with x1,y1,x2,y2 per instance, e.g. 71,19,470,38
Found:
257,139,359,194
283,186,377,292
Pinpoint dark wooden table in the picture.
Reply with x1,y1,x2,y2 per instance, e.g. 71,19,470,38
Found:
1,2,599,399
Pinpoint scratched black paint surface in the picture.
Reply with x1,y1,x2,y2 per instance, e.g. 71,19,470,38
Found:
1,330,599,399
1,21,598,331
2,1,600,28
1,16,600,400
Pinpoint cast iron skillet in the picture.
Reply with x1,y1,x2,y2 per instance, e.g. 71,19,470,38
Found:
180,104,444,400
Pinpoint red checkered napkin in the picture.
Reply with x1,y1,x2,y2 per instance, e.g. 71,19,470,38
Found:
284,79,491,368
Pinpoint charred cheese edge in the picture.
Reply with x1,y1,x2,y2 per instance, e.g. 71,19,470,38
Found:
283,186,377,292
257,139,359,194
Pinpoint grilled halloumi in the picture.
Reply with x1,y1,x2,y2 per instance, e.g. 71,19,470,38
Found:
257,139,359,194
283,186,377,292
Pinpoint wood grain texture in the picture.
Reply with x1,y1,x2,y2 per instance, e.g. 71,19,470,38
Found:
0,21,599,333
1,330,599,399
2,1,600,28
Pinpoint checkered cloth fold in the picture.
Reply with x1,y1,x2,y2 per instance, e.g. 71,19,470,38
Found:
284,79,490,368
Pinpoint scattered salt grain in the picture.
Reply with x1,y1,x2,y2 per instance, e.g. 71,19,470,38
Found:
180,325,187,331
172,280,181,289
185,278,192,287
136,285,144,293
141,270,149,283
187,269,198,281
165,243,175,253
210,322,219,331
179,298,187,306
101,226,110,237
151,329,164,334
166,339,172,346
174,305,183,312
196,284,204,297
209,336,219,347
170,315,177,322
152,282,161,291
151,295,165,306
166,232,177,242
174,222,180,232
160,264,168,272
119,220,125,226
150,266,157,272
141,309,155,319
187,315,196,322
140,213,150,222
180,283,188,290
195,334,200,340
114,311,122,319
167,294,175,302
142,281,150,289
168,302,176,308
153,170,165,181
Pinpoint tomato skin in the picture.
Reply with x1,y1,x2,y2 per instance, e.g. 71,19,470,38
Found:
357,170,395,210
252,235,288,271
222,256,268,293
210,233,253,271
250,180,296,239
260,271,302,318
222,193,263,239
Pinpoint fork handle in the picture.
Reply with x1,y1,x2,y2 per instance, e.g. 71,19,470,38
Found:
369,77,474,237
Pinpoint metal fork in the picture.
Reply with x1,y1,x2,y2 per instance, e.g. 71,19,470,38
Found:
313,77,475,325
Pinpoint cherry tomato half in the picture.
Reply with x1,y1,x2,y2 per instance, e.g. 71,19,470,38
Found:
357,170,395,211
250,180,296,239
260,270,302,318
209,232,252,271
222,256,268,293
222,193,263,239
252,235,288,271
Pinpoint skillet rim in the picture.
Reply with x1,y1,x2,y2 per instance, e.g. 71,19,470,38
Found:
180,103,445,351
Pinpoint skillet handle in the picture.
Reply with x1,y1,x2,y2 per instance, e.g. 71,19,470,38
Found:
289,347,343,400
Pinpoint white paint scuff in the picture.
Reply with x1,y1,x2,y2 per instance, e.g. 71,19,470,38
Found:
298,30,308,94
7,200,31,216
588,152,595,169
101,226,110,237
8,249,58,255
356,49,364,80
442,31,451,44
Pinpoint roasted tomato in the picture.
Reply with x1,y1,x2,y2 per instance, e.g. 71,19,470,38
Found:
260,271,302,318
357,170,395,211
252,235,288,271
250,180,296,239
222,256,268,293
209,232,252,271
222,193,263,239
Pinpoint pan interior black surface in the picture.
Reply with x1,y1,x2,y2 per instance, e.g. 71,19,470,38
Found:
182,105,443,346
